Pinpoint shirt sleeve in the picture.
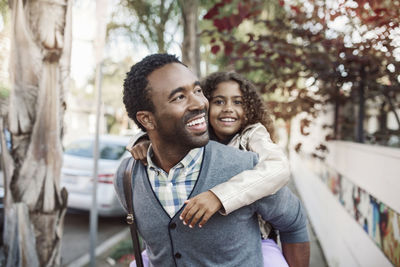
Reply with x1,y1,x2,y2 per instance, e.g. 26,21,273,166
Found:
255,186,309,243
209,124,291,215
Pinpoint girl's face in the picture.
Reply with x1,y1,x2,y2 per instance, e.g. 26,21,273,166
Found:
209,81,245,143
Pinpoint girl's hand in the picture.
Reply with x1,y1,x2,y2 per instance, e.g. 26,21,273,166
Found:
126,139,150,166
180,191,222,228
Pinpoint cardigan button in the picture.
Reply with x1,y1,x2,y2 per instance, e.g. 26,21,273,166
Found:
175,252,182,259
169,223,177,229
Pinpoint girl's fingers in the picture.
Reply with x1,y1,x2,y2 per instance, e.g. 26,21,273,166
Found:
189,209,206,228
131,150,139,160
182,206,198,225
180,200,193,221
198,212,213,228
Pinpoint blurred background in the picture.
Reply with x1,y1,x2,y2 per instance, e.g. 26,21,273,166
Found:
0,0,399,266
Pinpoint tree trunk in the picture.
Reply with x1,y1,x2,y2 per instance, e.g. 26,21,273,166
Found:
356,67,365,143
285,118,292,155
179,0,201,77
0,0,72,266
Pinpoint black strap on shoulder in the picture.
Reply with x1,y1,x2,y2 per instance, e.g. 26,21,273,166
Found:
123,157,144,267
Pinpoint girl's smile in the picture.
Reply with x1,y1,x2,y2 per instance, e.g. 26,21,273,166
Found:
209,81,245,143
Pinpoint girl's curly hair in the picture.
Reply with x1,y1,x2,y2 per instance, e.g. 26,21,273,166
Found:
201,71,276,142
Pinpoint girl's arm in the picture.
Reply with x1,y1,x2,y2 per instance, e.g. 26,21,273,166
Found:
181,124,290,228
212,124,290,214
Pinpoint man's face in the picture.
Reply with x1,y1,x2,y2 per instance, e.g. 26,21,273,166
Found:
147,63,209,149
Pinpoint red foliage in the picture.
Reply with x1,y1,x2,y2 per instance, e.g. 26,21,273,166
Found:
290,5,301,14
204,1,262,32
203,3,224,20
229,14,244,28
238,2,250,18
211,45,220,54
223,40,234,55
294,143,302,153
213,17,235,31
201,0,400,131
247,33,255,42
325,134,334,141
316,144,328,152
254,46,264,57
237,43,250,55
373,8,387,15
300,119,311,136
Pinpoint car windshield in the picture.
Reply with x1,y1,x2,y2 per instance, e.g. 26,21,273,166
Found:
64,140,126,160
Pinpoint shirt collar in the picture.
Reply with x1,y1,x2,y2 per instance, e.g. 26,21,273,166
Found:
147,144,204,171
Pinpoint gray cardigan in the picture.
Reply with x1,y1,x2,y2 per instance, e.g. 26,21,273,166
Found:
114,141,308,267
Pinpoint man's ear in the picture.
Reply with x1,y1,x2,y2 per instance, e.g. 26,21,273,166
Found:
136,111,156,131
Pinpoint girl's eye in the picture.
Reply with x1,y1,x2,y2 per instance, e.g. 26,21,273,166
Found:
234,100,243,105
213,99,224,105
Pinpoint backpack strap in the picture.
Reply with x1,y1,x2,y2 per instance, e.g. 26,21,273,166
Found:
123,157,144,267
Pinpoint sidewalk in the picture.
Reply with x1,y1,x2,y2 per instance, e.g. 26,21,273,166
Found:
287,180,328,267
83,180,328,266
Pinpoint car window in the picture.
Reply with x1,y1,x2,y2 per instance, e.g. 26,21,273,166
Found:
64,140,93,158
100,144,126,160
64,140,126,160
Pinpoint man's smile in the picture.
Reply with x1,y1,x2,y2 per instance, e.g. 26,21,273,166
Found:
186,114,207,132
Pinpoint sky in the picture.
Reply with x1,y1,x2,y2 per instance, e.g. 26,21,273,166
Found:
70,0,182,89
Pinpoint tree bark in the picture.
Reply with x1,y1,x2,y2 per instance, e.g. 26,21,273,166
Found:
179,0,201,77
0,0,71,266
356,67,365,143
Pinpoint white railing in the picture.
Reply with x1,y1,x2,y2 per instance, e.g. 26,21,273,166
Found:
290,141,399,267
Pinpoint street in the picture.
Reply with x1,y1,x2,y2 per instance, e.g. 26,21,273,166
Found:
61,210,127,266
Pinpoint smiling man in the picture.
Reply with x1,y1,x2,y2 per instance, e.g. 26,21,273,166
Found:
114,54,309,266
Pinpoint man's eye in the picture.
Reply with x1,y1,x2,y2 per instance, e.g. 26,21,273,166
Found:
173,94,185,101
195,88,203,94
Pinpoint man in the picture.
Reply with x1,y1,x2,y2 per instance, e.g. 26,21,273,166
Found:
115,53,309,266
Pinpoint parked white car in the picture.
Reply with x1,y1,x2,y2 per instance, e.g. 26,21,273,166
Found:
61,135,131,216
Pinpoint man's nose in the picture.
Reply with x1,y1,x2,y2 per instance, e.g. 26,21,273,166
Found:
188,93,207,110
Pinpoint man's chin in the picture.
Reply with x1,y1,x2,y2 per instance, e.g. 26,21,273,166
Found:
189,131,209,148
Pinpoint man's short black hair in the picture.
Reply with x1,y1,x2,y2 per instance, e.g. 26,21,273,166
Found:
123,53,184,131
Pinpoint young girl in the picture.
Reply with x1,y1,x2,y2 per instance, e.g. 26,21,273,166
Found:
129,72,302,267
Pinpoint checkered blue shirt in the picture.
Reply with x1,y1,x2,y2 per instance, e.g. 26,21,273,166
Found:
146,145,204,217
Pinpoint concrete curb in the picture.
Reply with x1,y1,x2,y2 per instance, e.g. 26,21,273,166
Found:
66,228,130,267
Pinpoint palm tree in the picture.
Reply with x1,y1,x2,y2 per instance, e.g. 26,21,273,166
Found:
0,0,71,265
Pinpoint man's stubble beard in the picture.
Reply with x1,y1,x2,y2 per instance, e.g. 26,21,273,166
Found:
155,114,210,150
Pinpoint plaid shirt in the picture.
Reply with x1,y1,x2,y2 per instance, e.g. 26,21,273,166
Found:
146,145,204,217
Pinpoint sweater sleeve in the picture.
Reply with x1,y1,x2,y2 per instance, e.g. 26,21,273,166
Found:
113,157,131,212
209,124,290,215
255,186,309,243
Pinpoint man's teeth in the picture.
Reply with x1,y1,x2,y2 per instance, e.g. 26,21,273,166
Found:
220,118,236,122
187,117,205,127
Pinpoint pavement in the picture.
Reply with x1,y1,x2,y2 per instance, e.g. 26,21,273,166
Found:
287,181,328,267
61,212,126,266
